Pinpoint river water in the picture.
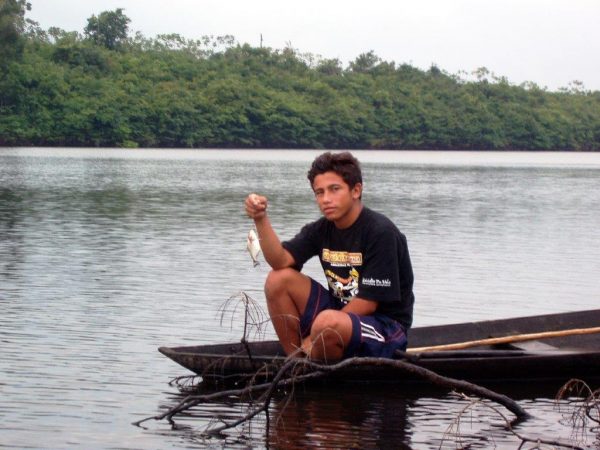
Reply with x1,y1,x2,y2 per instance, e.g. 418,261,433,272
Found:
1,148,599,449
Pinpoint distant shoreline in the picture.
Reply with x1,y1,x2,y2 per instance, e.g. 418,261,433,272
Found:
4,147,600,169
2,145,598,152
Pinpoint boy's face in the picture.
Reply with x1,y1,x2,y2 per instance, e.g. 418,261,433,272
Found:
312,171,362,227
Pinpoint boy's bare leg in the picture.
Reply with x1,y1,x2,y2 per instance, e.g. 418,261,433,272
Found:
264,268,312,355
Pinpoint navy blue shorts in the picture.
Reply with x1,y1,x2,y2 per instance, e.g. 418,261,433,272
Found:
300,278,408,359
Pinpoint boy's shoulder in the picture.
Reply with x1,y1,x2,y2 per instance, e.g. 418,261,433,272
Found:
362,207,400,231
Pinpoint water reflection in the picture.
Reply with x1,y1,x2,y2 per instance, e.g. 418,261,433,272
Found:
0,188,25,280
267,385,411,449
153,383,599,449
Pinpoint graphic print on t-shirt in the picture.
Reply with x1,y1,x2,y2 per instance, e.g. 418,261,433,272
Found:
322,249,363,266
322,249,362,303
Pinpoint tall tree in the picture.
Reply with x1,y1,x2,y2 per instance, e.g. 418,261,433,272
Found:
0,0,30,64
348,50,380,73
84,8,130,50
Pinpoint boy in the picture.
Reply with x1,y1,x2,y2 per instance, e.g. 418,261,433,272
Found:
245,151,414,360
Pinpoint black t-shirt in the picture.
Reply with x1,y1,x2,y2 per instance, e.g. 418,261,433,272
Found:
282,207,415,329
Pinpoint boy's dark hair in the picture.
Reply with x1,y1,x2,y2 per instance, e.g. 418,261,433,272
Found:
307,151,363,188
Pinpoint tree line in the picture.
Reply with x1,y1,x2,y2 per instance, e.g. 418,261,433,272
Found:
1,3,599,150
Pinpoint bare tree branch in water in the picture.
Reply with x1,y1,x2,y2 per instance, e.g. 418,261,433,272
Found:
554,379,600,446
219,291,269,341
218,291,270,359
442,393,588,450
133,354,305,429
133,351,529,431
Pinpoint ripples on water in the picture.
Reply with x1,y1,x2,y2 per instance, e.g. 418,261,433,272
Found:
1,148,600,449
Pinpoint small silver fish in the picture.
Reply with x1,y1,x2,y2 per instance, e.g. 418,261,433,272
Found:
246,228,261,267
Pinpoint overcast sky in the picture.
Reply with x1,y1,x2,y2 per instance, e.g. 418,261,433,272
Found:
28,0,600,92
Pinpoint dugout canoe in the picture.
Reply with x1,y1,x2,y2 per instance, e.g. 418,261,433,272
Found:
159,308,600,385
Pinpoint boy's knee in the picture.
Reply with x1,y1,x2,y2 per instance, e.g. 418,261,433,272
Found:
311,310,347,335
308,310,353,359
264,268,296,298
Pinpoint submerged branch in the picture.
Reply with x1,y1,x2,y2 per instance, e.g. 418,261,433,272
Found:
133,354,529,430
298,357,530,419
444,393,586,450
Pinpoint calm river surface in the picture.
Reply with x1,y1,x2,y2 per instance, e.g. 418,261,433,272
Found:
1,148,600,449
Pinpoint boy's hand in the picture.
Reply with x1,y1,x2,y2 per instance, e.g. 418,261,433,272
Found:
245,193,268,220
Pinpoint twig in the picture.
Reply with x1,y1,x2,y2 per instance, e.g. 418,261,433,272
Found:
168,374,202,393
554,378,600,445
441,393,586,450
217,291,270,359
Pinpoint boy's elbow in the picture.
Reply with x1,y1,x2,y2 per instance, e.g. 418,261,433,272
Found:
268,249,295,270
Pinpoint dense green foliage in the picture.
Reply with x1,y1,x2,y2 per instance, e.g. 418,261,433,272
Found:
0,0,30,65
1,6,599,150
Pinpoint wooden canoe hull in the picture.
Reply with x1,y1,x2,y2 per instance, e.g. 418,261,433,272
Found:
159,309,600,385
